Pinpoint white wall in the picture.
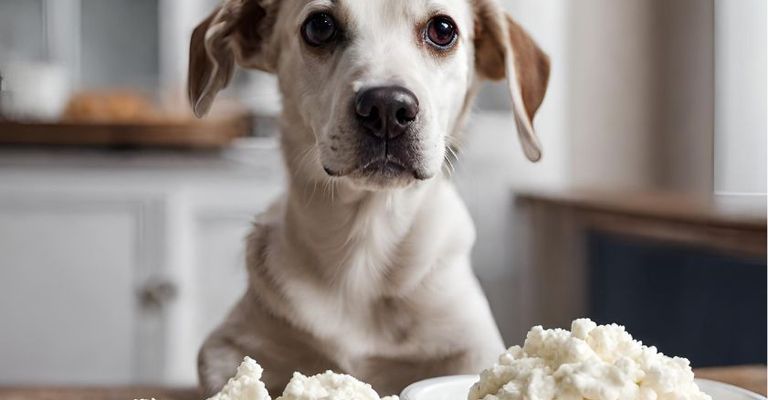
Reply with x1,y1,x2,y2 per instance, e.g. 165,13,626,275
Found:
565,0,717,193
567,0,659,190
0,0,45,63
79,0,159,89
714,0,768,195
462,0,723,343
653,0,715,193
159,0,217,91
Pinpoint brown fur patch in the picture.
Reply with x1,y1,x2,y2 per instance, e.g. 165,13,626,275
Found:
506,15,550,120
187,0,278,116
472,0,550,120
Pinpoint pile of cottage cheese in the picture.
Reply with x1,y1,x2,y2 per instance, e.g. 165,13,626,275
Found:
208,357,271,400
278,371,398,400
469,319,711,400
206,357,397,400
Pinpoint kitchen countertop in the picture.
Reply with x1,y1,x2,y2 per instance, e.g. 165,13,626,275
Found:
515,190,766,231
0,366,764,400
515,190,767,257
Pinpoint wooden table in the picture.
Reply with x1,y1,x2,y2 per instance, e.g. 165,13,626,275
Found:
0,366,764,399
697,365,767,396
0,387,199,400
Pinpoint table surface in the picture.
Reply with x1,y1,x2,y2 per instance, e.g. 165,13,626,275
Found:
0,366,764,400
696,365,767,396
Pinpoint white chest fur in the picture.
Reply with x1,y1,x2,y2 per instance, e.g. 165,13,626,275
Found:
262,178,483,360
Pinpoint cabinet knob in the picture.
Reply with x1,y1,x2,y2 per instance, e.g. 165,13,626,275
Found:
138,279,178,309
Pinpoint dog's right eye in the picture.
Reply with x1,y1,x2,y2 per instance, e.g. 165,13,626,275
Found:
302,13,338,47
425,16,458,50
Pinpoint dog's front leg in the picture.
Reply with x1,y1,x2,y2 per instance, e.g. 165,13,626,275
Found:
198,325,248,396
196,288,336,396
197,288,272,396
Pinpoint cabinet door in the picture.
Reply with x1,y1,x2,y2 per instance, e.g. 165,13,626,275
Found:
165,198,281,385
588,231,767,367
0,201,149,384
194,216,251,339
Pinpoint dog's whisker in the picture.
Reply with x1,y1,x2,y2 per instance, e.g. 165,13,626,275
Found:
309,180,319,206
322,178,332,203
446,144,460,162
443,153,456,178
442,144,461,178
449,146,460,160
293,147,325,207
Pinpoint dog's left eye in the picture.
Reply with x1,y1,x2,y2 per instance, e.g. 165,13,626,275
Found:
425,16,458,49
302,12,339,47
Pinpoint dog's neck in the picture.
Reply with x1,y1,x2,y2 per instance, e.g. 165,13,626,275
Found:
276,107,446,291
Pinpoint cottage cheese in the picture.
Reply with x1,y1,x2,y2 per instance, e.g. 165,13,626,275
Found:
469,319,711,400
276,370,399,400
205,357,397,400
207,357,271,400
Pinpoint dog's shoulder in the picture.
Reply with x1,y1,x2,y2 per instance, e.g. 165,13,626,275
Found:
244,199,284,273
245,220,271,272
243,193,287,273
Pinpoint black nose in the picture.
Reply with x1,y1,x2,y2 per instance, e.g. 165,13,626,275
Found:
355,86,419,139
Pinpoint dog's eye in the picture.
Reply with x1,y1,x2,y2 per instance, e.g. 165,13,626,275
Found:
425,16,458,49
302,12,338,47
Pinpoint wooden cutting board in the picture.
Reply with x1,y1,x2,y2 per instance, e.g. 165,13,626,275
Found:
0,115,252,149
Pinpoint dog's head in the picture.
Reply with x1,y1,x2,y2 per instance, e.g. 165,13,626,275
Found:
189,0,549,190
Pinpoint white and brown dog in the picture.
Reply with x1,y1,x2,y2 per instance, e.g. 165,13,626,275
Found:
189,0,549,396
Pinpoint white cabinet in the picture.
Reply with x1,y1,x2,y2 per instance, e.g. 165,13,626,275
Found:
0,205,139,384
164,211,255,385
163,186,282,385
0,139,284,386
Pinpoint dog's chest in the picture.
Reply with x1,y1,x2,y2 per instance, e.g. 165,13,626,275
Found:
272,182,479,357
284,245,473,363
289,248,417,338
291,283,429,356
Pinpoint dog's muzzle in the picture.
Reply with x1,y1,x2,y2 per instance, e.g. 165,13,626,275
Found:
349,85,427,181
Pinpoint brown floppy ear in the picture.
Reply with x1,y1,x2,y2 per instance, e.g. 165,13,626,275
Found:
188,0,275,118
474,1,550,162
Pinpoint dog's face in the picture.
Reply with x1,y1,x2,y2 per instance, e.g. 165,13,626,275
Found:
189,0,549,190
276,0,474,188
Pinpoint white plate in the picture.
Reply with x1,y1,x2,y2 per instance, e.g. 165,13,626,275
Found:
400,375,767,400
400,375,476,400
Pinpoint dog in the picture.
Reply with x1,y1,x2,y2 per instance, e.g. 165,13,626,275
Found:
189,0,549,396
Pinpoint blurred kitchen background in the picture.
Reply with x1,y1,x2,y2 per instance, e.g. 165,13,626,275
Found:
0,0,765,388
